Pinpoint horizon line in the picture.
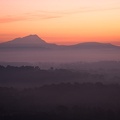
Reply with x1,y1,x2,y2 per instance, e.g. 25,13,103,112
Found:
0,34,120,47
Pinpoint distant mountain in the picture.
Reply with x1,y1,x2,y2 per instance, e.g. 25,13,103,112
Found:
0,35,119,50
0,35,120,63
10,34,47,44
68,42,120,49
0,34,57,49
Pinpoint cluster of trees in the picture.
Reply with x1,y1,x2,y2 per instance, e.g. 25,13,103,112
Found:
0,65,120,119
0,65,40,71
0,83,120,120
0,65,106,88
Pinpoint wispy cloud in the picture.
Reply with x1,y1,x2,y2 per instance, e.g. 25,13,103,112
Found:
0,33,18,36
77,7,120,13
0,14,62,23
0,6,120,23
52,6,120,14
0,16,29,23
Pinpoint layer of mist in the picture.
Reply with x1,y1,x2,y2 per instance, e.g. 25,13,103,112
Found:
0,49,120,63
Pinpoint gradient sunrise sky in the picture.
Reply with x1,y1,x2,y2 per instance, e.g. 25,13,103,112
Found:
0,0,120,45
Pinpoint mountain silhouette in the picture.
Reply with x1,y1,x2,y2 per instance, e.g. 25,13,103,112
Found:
0,34,57,49
0,34,119,49
0,35,120,62
68,42,119,49
11,34,47,44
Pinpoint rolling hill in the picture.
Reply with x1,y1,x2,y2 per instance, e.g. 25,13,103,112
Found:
0,34,119,50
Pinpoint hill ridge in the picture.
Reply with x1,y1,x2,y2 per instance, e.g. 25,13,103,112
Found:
0,34,119,49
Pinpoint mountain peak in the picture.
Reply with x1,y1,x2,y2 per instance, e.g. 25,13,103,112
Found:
0,35,119,49
23,34,40,38
12,34,47,44
0,34,49,48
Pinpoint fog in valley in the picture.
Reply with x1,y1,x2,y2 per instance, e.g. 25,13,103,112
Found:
0,48,120,63
0,35,120,120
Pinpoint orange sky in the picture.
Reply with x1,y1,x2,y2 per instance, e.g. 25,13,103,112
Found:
0,0,120,45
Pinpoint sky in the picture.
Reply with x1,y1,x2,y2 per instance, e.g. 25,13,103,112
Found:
0,0,120,45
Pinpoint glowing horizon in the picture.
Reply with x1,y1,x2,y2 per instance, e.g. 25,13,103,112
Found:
0,0,120,45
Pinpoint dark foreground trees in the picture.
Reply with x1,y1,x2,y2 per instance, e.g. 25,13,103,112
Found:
0,65,112,87
0,83,120,120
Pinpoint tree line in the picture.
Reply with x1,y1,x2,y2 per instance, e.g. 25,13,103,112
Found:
0,83,120,120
